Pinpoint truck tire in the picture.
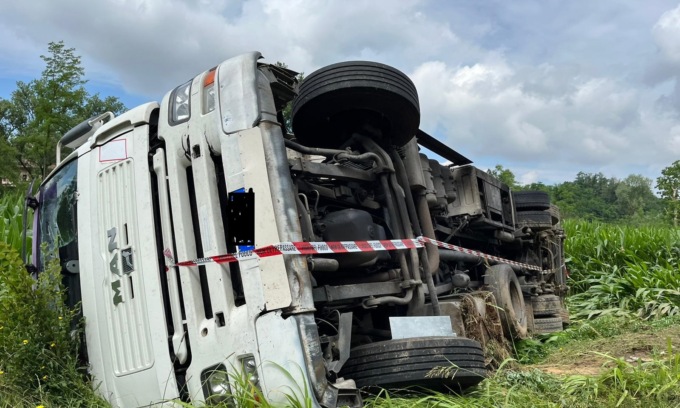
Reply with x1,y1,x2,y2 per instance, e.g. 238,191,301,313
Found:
292,61,420,148
560,308,571,327
512,191,550,211
532,317,563,334
339,337,487,390
531,294,561,317
484,264,528,339
516,210,552,230
548,204,561,226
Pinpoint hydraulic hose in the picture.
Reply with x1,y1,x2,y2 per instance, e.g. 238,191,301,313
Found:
284,138,354,158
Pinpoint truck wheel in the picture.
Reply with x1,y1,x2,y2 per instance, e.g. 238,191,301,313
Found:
531,294,561,317
547,204,561,226
560,308,571,327
339,337,487,390
516,210,552,231
292,61,420,148
532,316,563,334
512,191,550,211
484,264,528,339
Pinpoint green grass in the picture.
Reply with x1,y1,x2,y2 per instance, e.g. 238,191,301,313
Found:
364,349,680,408
516,314,680,364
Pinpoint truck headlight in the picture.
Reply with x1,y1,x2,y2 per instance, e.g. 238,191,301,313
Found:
242,356,259,385
201,364,231,404
170,80,191,124
203,83,215,114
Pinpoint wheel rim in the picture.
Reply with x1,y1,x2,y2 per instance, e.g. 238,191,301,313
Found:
485,264,528,339
509,281,526,327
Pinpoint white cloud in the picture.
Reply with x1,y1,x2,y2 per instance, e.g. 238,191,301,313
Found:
649,3,680,114
411,55,678,180
0,0,470,97
0,0,678,185
653,4,680,64
518,170,539,185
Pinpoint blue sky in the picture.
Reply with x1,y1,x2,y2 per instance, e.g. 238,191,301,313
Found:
1,0,679,185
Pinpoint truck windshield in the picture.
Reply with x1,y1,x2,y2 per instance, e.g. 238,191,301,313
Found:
37,159,79,271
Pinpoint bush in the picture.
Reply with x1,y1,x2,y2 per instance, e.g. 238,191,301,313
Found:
0,243,104,407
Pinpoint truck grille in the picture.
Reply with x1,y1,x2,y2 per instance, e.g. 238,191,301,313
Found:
98,159,154,376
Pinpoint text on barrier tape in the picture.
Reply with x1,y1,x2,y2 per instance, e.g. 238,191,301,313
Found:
165,236,542,272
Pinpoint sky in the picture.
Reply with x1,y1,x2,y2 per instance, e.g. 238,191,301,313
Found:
1,0,679,186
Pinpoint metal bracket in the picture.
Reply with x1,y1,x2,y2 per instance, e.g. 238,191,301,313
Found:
327,312,352,375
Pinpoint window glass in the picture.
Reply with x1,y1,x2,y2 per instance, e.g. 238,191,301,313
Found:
38,159,78,269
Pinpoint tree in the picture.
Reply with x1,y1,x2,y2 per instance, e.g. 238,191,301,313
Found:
656,160,680,227
0,41,126,182
81,94,125,121
0,100,21,185
615,174,659,218
552,172,619,221
521,181,552,193
487,164,518,189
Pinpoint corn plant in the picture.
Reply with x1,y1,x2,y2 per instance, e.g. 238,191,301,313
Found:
564,220,680,319
0,191,32,255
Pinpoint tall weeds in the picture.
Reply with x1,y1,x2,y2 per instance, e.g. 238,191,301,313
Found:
0,191,105,407
564,220,680,319
0,242,105,407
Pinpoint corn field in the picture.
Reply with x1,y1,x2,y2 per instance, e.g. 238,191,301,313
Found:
564,219,680,319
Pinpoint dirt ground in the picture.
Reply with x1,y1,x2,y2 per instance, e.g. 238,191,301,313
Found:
529,325,680,376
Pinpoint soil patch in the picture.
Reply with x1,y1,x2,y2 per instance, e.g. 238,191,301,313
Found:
529,325,680,376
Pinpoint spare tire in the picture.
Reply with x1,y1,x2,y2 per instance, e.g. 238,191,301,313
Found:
484,264,528,339
292,61,420,148
339,337,487,390
516,210,552,231
532,316,563,334
531,294,561,317
513,191,550,211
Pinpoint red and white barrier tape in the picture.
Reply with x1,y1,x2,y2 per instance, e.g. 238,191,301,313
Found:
165,236,542,272
164,239,422,267
417,236,542,271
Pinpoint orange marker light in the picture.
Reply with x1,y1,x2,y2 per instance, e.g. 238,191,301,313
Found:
204,68,216,87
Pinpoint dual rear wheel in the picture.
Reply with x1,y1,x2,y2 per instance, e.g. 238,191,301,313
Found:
485,265,566,337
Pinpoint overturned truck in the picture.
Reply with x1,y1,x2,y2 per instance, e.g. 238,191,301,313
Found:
31,52,567,407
